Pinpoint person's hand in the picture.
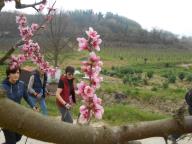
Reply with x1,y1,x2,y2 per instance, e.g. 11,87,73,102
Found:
36,93,42,99
46,91,51,97
65,103,71,109
33,106,39,112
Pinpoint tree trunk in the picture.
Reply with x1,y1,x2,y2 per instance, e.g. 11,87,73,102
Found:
0,89,192,144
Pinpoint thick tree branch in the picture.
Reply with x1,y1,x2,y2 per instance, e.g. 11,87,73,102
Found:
0,89,192,144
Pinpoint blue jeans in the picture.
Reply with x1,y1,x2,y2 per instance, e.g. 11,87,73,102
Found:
29,95,48,115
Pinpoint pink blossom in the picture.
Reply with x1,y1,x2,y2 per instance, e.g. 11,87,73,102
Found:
76,81,87,95
91,38,102,51
86,27,100,39
11,4,57,75
31,23,39,32
19,27,33,41
89,52,100,63
10,62,18,70
93,94,102,105
91,76,103,89
38,4,45,12
79,105,90,122
84,86,94,97
16,15,27,26
77,37,89,51
22,44,29,52
93,104,104,119
17,55,26,64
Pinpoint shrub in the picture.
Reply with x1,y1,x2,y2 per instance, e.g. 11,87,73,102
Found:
151,87,158,91
168,75,176,83
186,74,192,82
162,81,169,89
146,71,154,79
164,63,170,67
178,72,185,81
111,66,116,70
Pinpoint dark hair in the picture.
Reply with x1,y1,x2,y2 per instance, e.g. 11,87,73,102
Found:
6,66,21,78
65,66,75,74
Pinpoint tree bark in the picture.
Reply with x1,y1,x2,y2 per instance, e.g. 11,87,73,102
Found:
0,0,4,11
0,89,192,144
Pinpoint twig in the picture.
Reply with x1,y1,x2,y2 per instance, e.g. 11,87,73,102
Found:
15,0,45,12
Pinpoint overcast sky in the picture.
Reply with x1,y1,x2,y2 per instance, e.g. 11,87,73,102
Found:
2,0,192,37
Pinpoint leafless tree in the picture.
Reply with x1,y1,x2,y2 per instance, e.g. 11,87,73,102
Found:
45,10,71,67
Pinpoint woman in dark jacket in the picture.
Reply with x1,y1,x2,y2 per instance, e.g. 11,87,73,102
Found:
1,66,36,144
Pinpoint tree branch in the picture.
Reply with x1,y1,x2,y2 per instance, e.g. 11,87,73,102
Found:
0,1,55,65
0,89,192,144
0,0,46,12
15,0,46,12
0,0,5,11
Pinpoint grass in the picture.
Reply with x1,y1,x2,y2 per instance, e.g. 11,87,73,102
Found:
103,103,168,125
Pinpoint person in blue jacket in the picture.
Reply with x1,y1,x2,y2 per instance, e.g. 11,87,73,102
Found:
1,65,37,144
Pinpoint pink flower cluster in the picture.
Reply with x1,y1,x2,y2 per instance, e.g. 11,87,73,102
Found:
9,5,55,76
76,27,104,124
77,27,102,52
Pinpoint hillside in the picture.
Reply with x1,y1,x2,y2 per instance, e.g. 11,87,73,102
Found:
0,10,191,50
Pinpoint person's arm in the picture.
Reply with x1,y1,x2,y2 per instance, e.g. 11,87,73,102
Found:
23,83,35,108
56,88,66,106
28,75,38,96
56,79,71,109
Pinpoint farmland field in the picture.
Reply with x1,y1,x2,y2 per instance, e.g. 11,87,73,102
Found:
1,47,192,125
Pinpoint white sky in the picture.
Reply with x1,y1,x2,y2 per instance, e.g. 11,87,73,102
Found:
2,0,192,37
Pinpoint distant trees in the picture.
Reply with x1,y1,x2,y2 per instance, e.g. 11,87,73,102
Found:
0,9,192,51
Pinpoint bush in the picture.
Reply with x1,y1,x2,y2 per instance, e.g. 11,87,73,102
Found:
143,78,148,85
162,81,169,89
186,74,192,82
146,71,154,79
151,87,158,91
168,75,176,83
111,66,116,70
123,74,142,85
165,63,171,67
178,72,185,81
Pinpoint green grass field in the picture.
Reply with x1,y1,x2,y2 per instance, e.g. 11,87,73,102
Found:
1,47,192,125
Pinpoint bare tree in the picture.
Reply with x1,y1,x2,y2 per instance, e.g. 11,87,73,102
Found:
45,10,70,67
0,89,192,143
